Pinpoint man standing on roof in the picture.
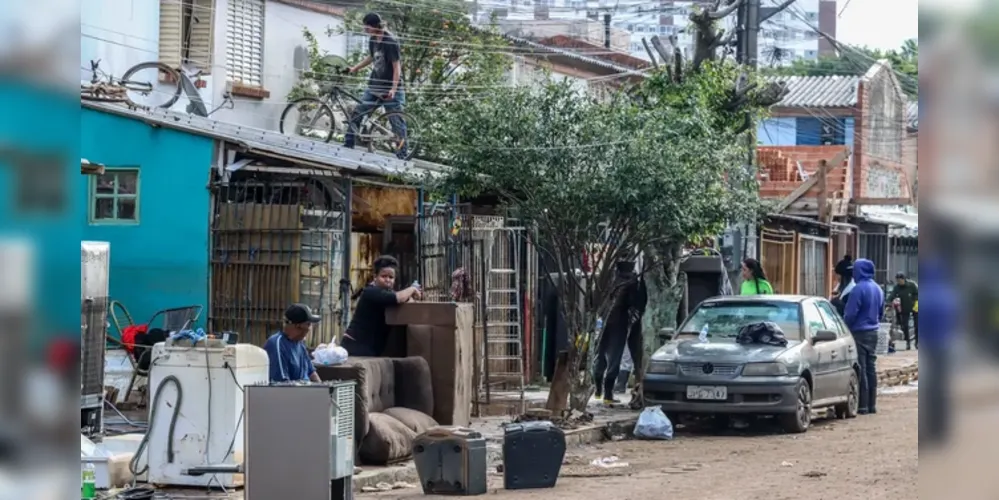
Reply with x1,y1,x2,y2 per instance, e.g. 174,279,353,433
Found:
344,12,409,159
843,259,885,415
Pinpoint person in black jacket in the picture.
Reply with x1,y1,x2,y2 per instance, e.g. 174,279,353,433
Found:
592,261,641,404
888,272,919,350
830,259,855,317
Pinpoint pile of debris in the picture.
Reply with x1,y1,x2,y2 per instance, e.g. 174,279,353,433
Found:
511,408,595,429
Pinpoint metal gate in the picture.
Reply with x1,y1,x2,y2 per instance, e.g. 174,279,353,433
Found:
209,176,346,346
760,228,796,294
798,234,829,297
858,229,891,284
412,212,528,411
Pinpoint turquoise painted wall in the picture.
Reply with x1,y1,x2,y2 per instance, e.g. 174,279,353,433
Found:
0,83,81,348
80,108,214,336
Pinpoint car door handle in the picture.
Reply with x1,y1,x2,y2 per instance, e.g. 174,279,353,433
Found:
830,351,839,358
847,345,855,352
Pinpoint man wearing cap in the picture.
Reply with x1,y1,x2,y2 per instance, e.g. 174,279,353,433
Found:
344,12,408,159
264,303,322,383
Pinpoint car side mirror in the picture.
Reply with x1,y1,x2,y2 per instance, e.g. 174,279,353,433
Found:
813,330,838,344
657,328,675,345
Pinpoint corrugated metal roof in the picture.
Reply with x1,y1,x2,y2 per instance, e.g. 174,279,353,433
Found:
859,206,918,238
772,75,860,108
906,100,918,130
81,101,447,178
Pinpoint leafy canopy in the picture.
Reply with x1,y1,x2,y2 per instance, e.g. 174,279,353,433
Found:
430,61,763,317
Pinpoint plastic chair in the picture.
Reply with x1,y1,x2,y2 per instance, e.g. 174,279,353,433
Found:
107,302,204,405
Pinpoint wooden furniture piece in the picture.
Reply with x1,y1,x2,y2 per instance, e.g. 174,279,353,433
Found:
386,302,474,427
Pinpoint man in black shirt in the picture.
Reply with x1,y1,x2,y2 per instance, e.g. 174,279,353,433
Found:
345,12,408,159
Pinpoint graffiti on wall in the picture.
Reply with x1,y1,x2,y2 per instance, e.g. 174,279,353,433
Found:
864,162,906,199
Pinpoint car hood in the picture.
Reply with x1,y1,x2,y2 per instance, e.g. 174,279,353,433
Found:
654,339,799,363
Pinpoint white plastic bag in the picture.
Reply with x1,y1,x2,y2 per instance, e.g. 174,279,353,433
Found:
312,342,348,366
633,405,674,440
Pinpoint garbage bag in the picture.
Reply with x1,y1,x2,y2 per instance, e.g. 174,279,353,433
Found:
633,405,674,440
312,342,348,366
735,321,788,347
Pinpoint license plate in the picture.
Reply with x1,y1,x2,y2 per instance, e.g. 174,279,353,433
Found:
686,385,728,400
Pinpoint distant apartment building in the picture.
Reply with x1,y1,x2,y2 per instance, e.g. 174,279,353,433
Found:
475,0,837,65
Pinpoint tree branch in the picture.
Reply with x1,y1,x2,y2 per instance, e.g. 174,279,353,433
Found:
708,0,743,20
758,0,797,24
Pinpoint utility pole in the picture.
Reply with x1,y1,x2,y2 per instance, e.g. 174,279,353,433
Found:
745,0,760,69
737,0,762,262
603,13,611,49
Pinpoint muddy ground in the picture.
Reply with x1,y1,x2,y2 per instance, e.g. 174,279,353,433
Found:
367,389,919,500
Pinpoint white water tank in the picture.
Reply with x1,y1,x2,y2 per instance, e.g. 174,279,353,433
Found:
145,340,269,487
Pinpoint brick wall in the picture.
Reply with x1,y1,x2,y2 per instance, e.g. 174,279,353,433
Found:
854,75,911,200
758,145,851,200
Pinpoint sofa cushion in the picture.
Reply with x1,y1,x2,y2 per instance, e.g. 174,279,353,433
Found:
383,407,438,434
359,412,417,465
391,357,435,416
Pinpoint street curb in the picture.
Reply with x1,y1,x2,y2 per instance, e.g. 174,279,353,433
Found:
351,416,639,491
878,364,918,387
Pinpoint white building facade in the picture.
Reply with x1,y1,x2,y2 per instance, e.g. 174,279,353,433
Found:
477,0,837,66
81,0,348,132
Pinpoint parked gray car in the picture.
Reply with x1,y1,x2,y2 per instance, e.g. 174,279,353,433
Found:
643,295,860,433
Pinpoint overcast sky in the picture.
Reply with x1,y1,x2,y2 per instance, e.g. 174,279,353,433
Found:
835,0,919,51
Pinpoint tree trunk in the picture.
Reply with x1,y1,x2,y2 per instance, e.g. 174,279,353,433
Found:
629,241,685,409
545,352,570,412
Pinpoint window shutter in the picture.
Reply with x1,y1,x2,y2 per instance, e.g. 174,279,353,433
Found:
188,0,215,73
159,0,184,68
226,0,265,87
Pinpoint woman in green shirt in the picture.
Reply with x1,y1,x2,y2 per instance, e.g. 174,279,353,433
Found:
740,258,774,295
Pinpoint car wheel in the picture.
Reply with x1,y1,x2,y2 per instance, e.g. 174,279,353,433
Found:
835,371,860,419
780,379,812,434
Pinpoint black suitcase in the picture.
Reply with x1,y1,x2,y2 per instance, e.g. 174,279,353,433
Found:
502,421,566,490
412,426,488,495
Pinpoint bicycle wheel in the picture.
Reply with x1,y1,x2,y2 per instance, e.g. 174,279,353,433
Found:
280,97,338,143
120,62,183,109
363,110,418,161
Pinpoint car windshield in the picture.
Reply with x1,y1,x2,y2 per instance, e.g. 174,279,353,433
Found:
678,301,803,342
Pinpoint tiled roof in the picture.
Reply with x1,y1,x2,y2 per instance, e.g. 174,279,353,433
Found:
502,34,647,78
772,75,860,108
906,100,918,130
537,35,652,70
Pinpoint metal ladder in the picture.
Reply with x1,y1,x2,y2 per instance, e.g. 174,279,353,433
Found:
483,228,525,407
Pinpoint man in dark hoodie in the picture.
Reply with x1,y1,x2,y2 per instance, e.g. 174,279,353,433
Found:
843,258,885,415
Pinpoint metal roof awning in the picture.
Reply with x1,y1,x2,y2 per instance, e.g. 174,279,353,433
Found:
81,100,449,179
858,206,918,238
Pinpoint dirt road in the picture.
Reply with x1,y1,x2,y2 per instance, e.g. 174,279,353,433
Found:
366,389,918,500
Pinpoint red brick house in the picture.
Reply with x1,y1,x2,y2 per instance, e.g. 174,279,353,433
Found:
756,61,916,294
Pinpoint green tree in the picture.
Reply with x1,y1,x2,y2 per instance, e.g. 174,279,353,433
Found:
764,40,919,97
429,61,769,411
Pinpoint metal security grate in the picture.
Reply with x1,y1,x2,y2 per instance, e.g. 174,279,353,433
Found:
332,381,354,438
678,363,740,377
81,297,108,400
